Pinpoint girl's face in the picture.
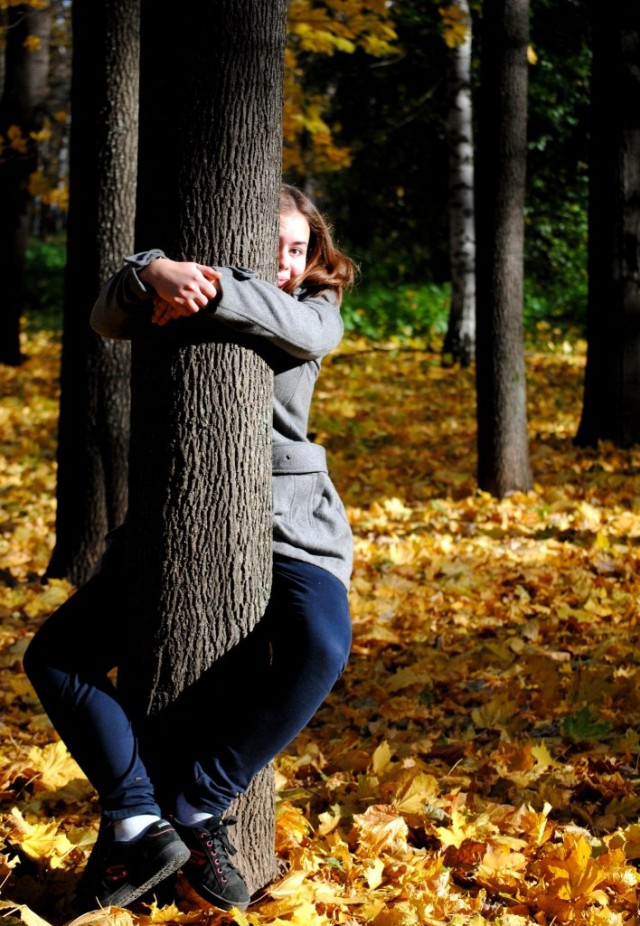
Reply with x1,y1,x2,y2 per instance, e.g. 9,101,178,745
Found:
278,209,310,288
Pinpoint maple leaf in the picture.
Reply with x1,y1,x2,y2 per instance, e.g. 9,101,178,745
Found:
351,805,410,856
26,740,86,791
8,807,74,868
561,706,612,742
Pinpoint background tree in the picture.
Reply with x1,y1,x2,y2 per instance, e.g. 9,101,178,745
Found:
316,0,451,288
0,1,50,365
525,0,591,328
284,0,397,179
116,0,288,895
45,0,138,586
575,0,640,448
441,0,476,367
474,0,533,496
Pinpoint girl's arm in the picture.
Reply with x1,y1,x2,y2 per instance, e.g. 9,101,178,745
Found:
90,250,167,340
211,266,343,361
91,253,344,360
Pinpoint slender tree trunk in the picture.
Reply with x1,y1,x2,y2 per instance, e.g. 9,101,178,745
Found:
576,1,640,448
475,0,533,497
443,0,476,368
117,0,287,896
0,3,50,366
46,0,138,585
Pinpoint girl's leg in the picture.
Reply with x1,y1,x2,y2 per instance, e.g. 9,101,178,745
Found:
23,574,160,821
180,555,352,815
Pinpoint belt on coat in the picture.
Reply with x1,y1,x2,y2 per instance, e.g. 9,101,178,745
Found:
272,442,327,475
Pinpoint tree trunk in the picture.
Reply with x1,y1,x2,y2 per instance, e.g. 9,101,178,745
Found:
0,3,50,366
442,0,476,368
117,0,287,896
575,1,640,448
46,0,138,585
475,0,533,497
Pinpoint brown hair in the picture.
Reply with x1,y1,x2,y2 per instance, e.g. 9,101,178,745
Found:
280,184,356,302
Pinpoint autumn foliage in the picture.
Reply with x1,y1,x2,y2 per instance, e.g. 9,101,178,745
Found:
2,329,640,925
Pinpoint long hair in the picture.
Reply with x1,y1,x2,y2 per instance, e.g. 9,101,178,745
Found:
280,184,356,302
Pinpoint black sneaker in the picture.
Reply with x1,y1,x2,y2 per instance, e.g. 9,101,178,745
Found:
75,818,191,911
170,815,250,911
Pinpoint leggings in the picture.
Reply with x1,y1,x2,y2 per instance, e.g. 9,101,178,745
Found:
23,554,351,822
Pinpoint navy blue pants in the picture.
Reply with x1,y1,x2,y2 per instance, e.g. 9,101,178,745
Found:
23,554,351,822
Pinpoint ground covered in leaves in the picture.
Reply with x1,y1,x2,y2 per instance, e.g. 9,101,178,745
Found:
2,329,640,926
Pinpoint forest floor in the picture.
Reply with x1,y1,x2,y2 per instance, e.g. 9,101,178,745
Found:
2,328,640,926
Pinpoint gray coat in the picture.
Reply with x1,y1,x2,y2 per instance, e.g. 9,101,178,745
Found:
91,251,353,589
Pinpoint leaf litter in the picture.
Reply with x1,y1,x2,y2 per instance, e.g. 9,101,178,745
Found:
2,331,640,925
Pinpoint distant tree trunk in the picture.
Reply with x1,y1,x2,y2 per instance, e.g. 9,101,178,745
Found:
0,3,50,366
117,0,287,896
46,0,138,585
475,0,533,497
442,0,476,368
576,2,640,448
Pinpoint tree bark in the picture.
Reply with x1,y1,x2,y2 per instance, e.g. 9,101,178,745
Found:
118,0,287,896
475,0,533,497
46,0,138,585
0,3,50,366
442,0,476,368
575,0,640,448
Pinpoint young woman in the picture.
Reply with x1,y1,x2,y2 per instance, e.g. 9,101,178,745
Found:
24,185,355,913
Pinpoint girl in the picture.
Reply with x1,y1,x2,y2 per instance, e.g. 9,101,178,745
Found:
24,185,355,913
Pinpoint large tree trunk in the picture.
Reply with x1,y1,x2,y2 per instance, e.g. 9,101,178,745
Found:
474,0,533,497
442,0,476,368
575,1,640,448
117,0,287,897
46,0,138,585
0,3,50,366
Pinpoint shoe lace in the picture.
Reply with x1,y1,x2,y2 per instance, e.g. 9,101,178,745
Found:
204,816,239,873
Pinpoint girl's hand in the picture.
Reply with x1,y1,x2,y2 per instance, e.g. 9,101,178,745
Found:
140,258,220,325
152,296,183,326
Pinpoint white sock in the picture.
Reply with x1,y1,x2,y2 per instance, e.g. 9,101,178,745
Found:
113,814,161,842
176,793,214,827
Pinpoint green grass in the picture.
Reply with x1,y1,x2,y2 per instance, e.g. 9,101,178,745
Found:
24,236,65,331
342,277,587,347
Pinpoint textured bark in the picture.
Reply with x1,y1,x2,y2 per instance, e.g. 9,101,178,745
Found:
442,0,476,368
474,0,533,497
576,1,640,448
0,4,50,366
118,0,287,896
47,0,138,585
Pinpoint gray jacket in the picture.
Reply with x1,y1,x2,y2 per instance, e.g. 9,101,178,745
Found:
91,251,353,589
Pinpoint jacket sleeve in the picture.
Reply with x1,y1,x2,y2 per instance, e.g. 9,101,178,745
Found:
211,266,343,361
90,252,344,359
90,250,166,340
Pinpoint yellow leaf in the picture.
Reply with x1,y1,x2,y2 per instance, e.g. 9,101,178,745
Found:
317,803,342,836
9,806,74,867
352,804,409,855
372,740,394,776
472,696,519,729
23,34,42,51
364,856,385,888
531,741,561,768
393,772,440,814
269,869,314,900
28,740,86,790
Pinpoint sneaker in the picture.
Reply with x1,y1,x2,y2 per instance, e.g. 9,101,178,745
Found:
75,818,191,911
170,815,250,911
